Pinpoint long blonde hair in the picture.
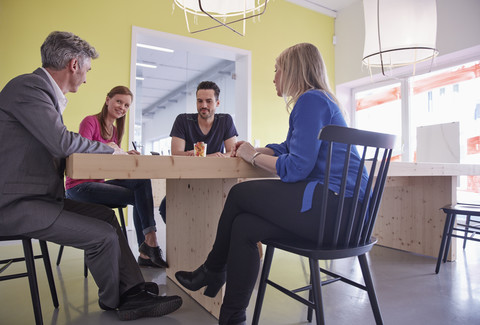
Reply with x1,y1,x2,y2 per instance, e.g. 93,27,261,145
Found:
96,86,133,145
276,43,342,114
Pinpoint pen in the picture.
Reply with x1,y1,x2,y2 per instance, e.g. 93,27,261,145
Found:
132,141,137,151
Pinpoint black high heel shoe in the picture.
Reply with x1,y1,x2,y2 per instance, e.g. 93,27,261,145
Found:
219,305,247,325
175,264,226,297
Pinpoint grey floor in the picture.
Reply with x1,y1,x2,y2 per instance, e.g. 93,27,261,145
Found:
1,210,479,325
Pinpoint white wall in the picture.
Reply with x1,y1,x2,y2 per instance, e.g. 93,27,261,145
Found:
335,0,480,85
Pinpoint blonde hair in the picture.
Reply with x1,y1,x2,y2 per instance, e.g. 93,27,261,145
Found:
276,43,342,114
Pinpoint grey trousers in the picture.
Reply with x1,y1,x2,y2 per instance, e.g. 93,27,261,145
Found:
26,199,144,308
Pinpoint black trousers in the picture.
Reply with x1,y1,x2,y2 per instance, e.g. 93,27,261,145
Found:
26,199,144,308
204,179,342,318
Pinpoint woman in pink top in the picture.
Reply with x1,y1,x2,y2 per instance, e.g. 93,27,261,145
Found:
65,86,167,268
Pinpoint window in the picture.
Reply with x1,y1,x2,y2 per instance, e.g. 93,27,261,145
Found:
129,26,251,155
352,59,480,201
355,82,403,160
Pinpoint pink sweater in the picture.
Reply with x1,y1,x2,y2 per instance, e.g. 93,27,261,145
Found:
65,115,117,190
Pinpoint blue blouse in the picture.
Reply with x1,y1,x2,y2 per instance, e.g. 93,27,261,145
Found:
266,90,368,212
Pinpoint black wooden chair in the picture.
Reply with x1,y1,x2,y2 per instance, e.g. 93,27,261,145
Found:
252,125,395,325
435,203,480,274
56,204,127,277
0,236,59,325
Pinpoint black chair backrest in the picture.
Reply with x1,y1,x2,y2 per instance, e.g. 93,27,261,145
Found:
317,125,395,249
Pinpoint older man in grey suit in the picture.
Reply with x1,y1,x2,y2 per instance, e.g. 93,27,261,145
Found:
0,31,182,321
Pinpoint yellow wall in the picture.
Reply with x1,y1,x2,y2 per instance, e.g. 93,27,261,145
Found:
0,0,334,146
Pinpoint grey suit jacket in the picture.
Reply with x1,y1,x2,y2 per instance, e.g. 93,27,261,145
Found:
0,68,114,235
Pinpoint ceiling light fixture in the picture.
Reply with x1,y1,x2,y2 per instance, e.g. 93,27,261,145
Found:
173,0,269,36
136,77,145,80
136,62,157,69
137,43,174,53
362,0,438,76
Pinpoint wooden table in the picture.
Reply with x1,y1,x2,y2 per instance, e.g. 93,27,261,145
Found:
66,154,275,318
371,162,480,260
66,154,480,316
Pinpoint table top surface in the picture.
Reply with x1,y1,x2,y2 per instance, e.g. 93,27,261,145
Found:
66,153,480,179
66,153,277,179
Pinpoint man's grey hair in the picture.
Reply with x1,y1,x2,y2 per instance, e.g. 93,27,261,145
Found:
41,31,99,70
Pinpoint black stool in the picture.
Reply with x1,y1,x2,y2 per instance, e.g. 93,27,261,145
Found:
0,236,59,325
56,204,128,277
436,203,480,273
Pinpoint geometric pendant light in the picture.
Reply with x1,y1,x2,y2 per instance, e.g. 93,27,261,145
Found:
173,0,269,36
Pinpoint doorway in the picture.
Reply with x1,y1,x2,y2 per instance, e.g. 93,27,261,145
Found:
129,26,251,154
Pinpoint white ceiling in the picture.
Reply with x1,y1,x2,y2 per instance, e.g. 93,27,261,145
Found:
286,0,359,17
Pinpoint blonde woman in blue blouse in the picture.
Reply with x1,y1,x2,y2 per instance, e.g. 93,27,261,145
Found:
175,43,368,325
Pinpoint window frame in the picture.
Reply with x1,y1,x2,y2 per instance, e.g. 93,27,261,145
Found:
341,45,480,162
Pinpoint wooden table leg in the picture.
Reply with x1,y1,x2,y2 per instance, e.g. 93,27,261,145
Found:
165,178,237,318
373,176,457,260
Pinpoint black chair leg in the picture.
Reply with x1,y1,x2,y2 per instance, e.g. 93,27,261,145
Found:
308,258,325,325
56,245,64,266
39,241,59,308
57,244,89,277
252,245,275,325
307,273,313,322
358,254,383,325
436,212,453,274
22,238,43,325
443,213,457,263
118,208,128,240
84,251,88,278
463,214,471,249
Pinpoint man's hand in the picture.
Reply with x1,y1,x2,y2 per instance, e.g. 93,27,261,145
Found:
127,149,140,155
107,142,128,155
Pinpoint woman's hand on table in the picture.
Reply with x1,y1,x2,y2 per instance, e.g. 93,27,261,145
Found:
231,141,245,157
234,142,277,174
234,141,257,162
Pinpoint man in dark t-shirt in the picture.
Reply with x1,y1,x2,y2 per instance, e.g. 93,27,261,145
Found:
170,81,238,156
158,81,238,225
170,113,237,155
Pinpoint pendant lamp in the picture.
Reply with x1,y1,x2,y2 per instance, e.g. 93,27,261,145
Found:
173,0,269,36
362,0,438,75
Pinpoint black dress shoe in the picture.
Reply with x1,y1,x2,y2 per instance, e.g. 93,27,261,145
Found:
139,242,169,268
175,264,226,297
138,256,162,268
117,290,182,321
99,282,159,311
144,282,159,295
98,300,115,311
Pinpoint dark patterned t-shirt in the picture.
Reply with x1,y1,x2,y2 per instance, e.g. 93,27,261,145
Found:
170,113,238,154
